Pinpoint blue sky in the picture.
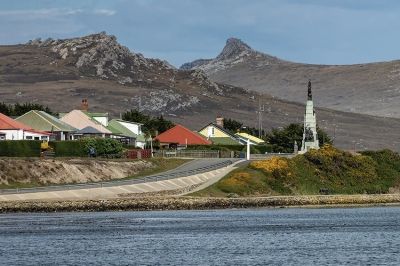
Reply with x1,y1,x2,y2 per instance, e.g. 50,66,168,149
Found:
1,0,400,67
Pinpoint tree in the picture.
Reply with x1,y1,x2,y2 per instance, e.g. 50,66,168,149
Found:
122,109,174,136
223,117,266,137
266,123,332,153
0,102,54,116
223,118,243,133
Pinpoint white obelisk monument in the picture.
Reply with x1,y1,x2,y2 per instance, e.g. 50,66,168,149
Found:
299,80,319,154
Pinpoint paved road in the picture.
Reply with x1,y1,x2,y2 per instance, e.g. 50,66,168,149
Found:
0,159,244,201
0,158,239,195
163,158,240,173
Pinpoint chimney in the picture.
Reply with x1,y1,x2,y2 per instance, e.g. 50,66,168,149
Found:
216,117,224,128
81,99,89,111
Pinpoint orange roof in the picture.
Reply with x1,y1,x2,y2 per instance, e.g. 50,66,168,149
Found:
155,124,212,145
0,113,51,135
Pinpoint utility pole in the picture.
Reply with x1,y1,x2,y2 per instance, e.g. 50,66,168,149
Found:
257,98,265,138
138,95,142,112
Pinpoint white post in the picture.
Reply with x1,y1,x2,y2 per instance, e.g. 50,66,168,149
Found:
150,138,153,158
246,138,250,160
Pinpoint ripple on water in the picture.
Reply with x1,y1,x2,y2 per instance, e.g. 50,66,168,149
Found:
1,207,400,265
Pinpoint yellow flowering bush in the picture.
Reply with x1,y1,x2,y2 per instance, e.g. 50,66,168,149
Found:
250,157,290,177
218,172,256,194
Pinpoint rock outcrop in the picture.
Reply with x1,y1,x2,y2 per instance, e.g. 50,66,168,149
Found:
180,37,283,74
28,32,174,83
25,32,237,113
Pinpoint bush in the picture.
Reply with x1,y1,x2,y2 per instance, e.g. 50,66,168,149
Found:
0,140,41,157
217,171,268,195
50,141,86,157
51,138,123,157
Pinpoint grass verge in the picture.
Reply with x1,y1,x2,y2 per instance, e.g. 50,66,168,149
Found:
121,158,190,180
192,145,400,197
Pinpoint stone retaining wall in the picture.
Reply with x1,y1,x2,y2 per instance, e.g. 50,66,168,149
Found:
1,194,400,213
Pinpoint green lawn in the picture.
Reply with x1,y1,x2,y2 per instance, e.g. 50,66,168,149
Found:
190,166,277,197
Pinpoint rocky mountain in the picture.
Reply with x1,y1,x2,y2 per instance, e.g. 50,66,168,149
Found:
181,38,400,118
1,32,235,114
1,33,400,151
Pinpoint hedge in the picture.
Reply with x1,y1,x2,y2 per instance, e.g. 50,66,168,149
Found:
0,140,41,157
50,138,123,157
50,141,86,157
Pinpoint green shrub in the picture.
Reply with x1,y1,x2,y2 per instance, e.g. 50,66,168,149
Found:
50,141,86,157
0,140,41,157
51,138,123,157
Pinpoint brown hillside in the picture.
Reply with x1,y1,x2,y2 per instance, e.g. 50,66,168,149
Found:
0,33,399,151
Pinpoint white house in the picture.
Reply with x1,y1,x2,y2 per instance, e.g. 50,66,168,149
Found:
0,113,51,141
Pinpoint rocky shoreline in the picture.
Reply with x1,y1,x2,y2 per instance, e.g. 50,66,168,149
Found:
1,194,400,213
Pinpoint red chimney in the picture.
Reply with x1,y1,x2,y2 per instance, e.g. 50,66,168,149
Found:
81,99,89,111
216,117,224,128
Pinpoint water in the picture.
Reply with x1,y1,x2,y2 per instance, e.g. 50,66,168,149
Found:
1,207,400,265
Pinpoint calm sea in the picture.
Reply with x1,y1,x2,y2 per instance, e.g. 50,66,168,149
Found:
0,206,399,265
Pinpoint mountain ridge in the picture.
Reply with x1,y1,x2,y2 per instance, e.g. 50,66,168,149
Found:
181,38,400,118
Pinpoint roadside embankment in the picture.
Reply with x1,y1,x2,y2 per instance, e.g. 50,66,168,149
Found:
1,194,400,213
0,158,157,187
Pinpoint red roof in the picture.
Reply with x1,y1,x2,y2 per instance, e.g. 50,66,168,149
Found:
155,124,211,145
0,113,51,135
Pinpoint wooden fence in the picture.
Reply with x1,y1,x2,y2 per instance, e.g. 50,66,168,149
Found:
154,150,222,159
126,149,152,159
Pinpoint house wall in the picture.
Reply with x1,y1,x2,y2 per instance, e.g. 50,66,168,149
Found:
199,126,229,138
93,116,108,127
135,141,145,149
119,121,142,135
0,129,48,140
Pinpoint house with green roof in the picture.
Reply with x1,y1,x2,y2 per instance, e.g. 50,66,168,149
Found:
107,119,146,148
16,110,76,141
59,110,112,139
198,121,243,146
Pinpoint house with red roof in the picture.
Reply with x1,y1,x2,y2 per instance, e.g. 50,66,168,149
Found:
154,124,211,148
0,113,51,141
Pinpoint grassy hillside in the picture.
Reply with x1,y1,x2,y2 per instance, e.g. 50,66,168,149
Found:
192,145,400,197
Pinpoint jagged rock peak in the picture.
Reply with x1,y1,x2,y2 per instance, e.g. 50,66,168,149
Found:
216,37,253,60
26,31,176,82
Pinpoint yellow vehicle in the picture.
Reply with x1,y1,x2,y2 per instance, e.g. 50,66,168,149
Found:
41,140,50,151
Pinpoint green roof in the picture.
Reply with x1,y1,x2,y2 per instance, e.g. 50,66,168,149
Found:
83,112,109,118
107,119,146,142
16,110,76,132
210,137,242,145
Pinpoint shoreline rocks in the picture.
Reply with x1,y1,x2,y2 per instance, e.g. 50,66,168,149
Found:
1,194,400,213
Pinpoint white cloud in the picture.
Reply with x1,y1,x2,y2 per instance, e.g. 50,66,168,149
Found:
0,8,83,18
93,9,116,16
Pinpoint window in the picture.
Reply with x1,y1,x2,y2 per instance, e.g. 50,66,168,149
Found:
211,127,215,136
34,137,39,140
0,134,5,140
41,136,48,140
26,136,33,140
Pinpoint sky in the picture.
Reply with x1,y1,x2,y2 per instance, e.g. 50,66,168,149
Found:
1,0,400,67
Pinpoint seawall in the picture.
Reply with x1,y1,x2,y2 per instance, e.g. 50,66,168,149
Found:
1,194,400,213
